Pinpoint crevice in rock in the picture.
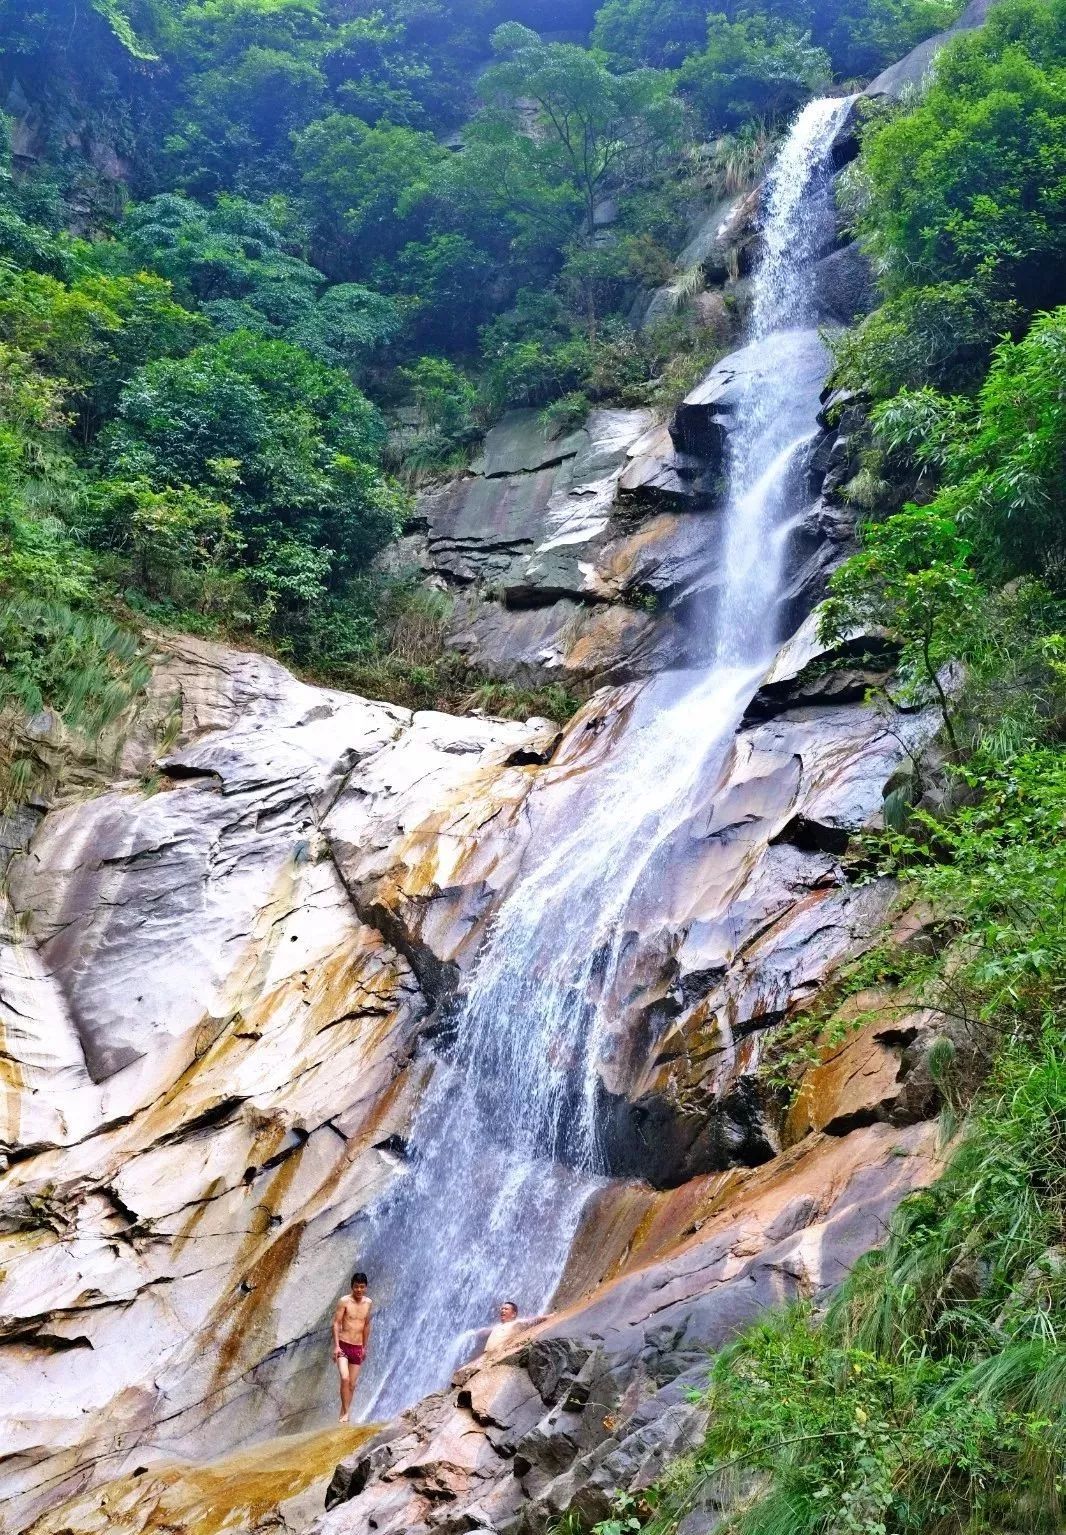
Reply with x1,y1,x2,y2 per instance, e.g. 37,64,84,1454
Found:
770,813,852,856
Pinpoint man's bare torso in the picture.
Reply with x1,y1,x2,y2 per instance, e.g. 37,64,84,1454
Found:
337,1295,372,1345
485,1319,522,1353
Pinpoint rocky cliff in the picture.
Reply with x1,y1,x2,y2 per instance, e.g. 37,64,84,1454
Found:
1,594,951,1535
0,17,996,1526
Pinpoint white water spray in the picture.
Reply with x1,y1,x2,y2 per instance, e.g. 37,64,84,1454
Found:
354,97,852,1419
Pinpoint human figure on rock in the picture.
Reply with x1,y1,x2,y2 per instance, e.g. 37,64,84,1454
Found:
481,1299,553,1357
332,1271,373,1423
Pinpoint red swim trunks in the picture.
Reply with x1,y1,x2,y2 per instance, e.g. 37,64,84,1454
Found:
339,1341,365,1365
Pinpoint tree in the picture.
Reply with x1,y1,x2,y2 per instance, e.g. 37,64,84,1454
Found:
480,23,685,237
293,113,446,273
854,0,1066,313
0,263,208,439
815,0,961,76
870,309,1066,588
820,506,976,756
388,235,497,351
106,331,403,640
156,0,331,192
289,283,403,374
592,0,710,69
678,13,831,132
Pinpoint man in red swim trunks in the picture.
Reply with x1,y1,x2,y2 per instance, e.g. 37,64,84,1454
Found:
332,1271,373,1423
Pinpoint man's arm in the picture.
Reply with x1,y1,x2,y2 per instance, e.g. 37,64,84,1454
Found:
332,1300,345,1359
363,1300,373,1352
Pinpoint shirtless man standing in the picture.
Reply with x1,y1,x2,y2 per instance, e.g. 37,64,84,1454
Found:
332,1272,373,1423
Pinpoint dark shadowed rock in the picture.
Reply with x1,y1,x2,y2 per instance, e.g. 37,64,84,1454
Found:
812,241,875,325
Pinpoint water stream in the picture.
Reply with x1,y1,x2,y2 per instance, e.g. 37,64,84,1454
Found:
355,96,852,1419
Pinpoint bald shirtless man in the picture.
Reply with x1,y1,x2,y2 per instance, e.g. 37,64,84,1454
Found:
332,1272,373,1423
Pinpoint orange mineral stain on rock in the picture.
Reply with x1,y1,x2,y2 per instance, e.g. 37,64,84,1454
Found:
24,1424,379,1535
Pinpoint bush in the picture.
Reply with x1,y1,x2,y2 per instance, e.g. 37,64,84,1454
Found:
852,0,1066,313
678,14,831,132
830,282,1021,399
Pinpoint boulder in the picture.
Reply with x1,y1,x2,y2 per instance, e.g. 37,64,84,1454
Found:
811,241,875,325
864,0,1000,100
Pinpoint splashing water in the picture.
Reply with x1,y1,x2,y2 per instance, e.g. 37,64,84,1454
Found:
354,96,853,1419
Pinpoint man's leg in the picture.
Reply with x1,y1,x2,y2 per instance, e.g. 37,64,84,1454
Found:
337,1354,352,1422
348,1358,363,1417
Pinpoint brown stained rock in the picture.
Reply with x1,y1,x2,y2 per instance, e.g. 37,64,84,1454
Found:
785,991,947,1146
21,1424,379,1535
310,1123,937,1535
590,514,715,602
0,637,551,1532
786,1018,908,1141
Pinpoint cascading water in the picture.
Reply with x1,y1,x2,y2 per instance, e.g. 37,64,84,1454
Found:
354,96,852,1419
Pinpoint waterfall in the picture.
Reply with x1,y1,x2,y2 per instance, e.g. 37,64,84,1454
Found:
354,96,852,1420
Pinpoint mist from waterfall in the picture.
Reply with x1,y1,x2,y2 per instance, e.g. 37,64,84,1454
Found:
353,96,852,1420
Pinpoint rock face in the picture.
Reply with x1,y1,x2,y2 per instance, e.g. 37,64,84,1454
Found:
2,606,950,1535
0,636,550,1531
310,1122,935,1535
390,406,703,690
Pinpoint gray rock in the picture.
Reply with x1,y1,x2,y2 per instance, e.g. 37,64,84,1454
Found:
477,411,587,479
865,0,1000,99
811,241,875,325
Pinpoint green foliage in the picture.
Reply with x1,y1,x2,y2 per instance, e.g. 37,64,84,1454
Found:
818,0,961,77
0,261,209,437
830,282,1021,399
592,0,710,68
293,113,446,270
820,506,975,754
0,342,149,791
926,308,1066,585
481,24,685,231
678,13,831,132
590,0,960,77
851,0,1066,314
120,192,403,373
397,355,481,471
104,329,402,649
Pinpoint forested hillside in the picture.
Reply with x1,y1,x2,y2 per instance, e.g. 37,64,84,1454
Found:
0,0,968,740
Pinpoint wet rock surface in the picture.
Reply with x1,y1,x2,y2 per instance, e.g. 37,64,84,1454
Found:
0,635,548,1531
1,614,948,1534
306,1123,935,1535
